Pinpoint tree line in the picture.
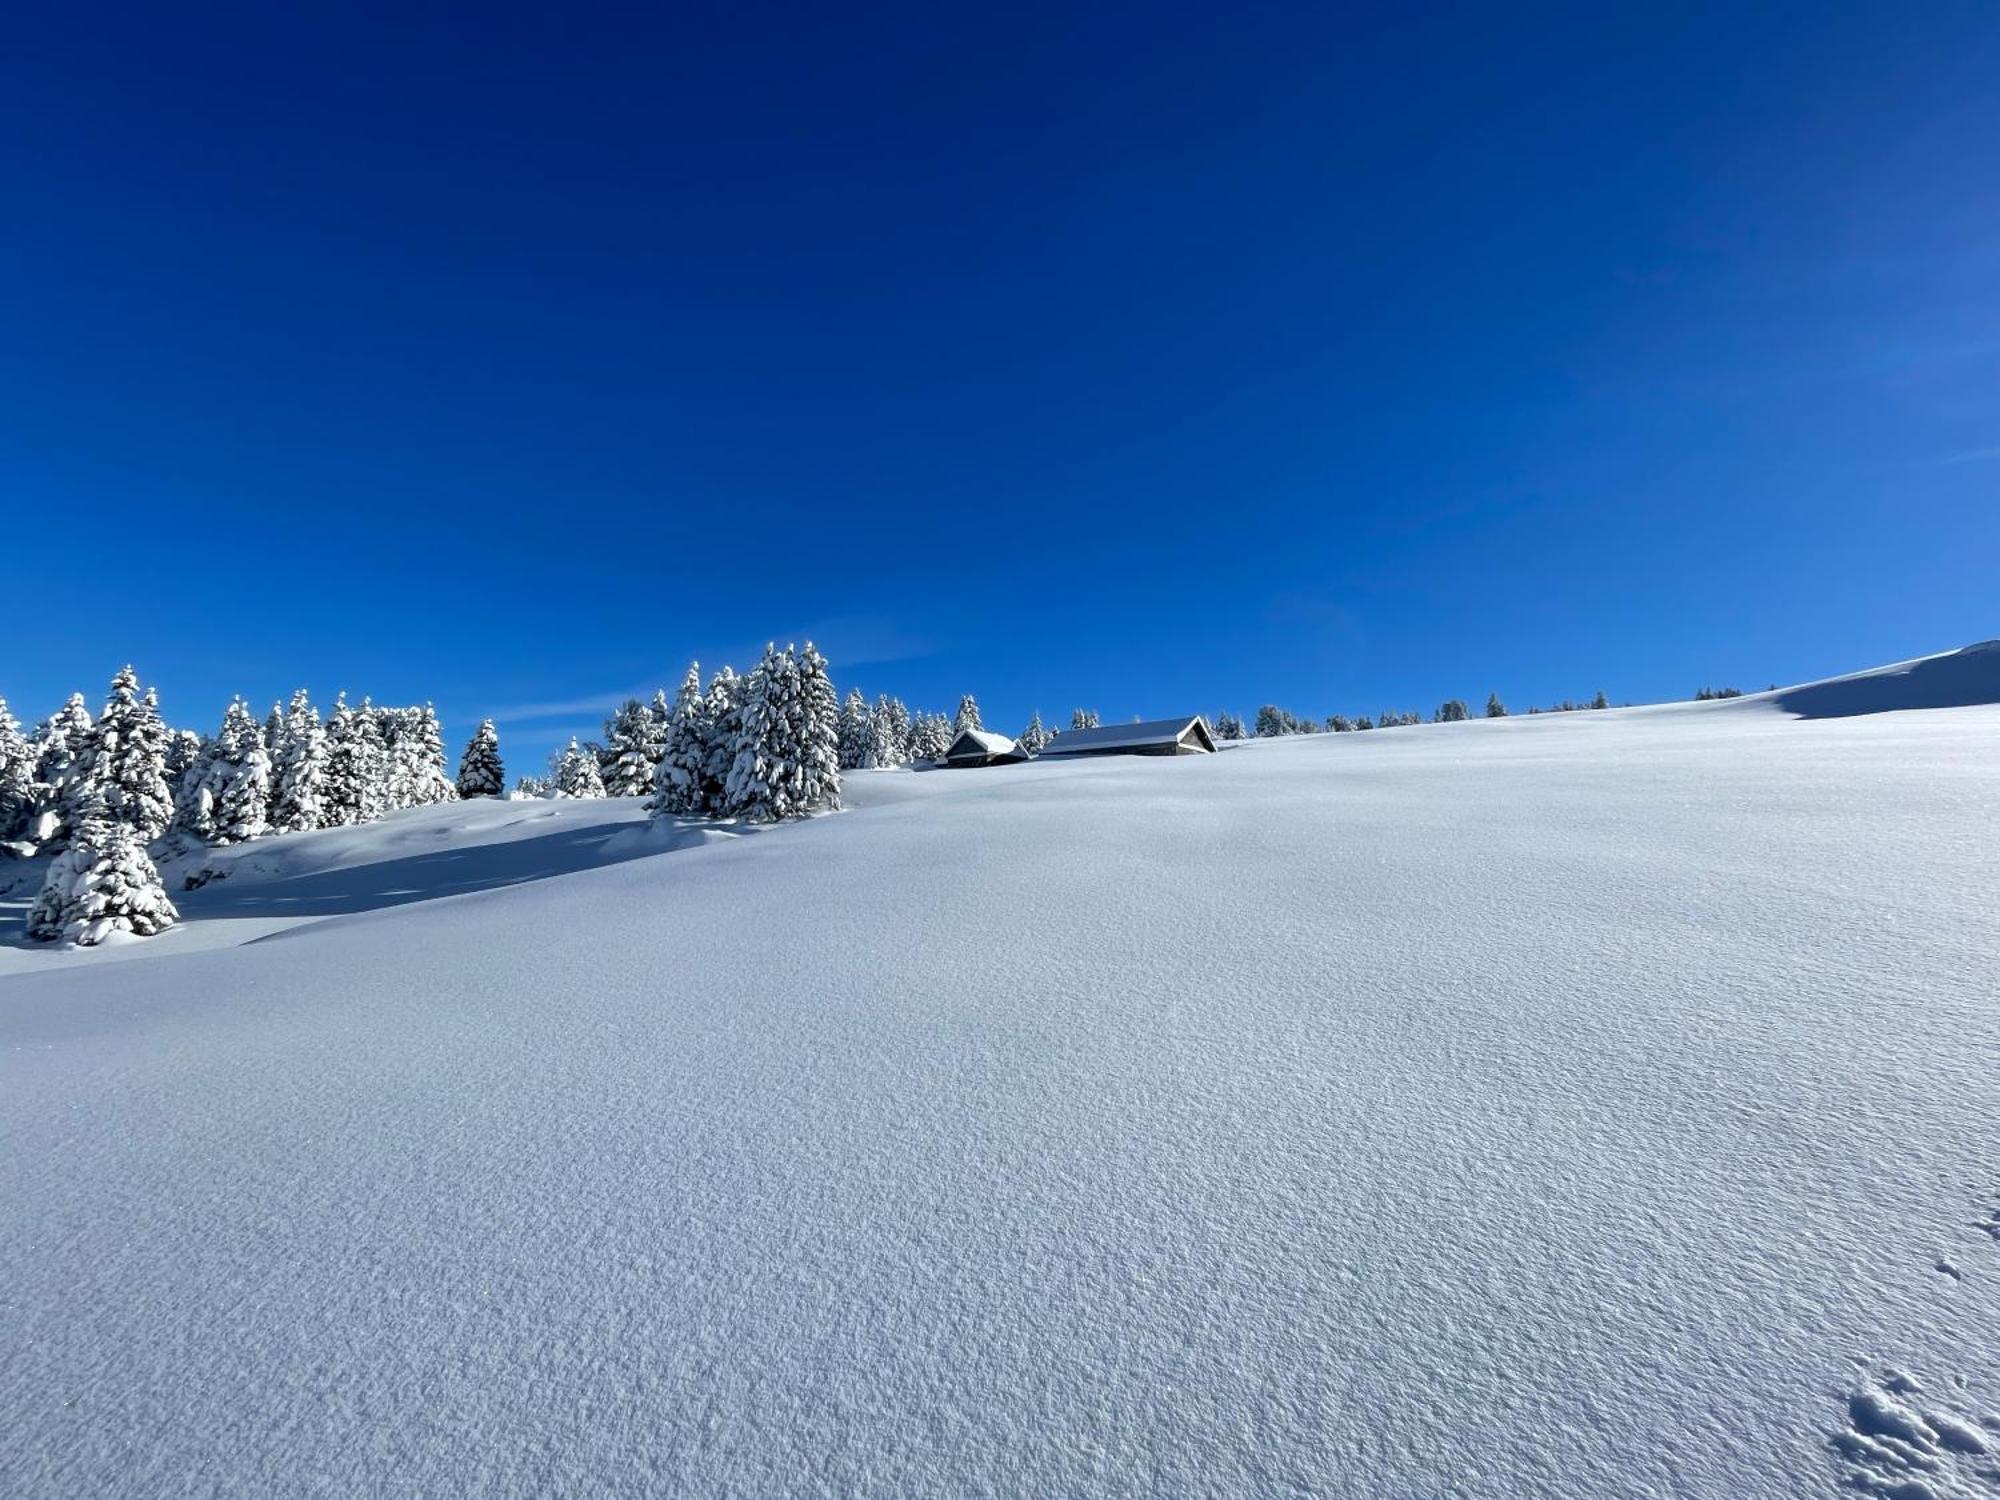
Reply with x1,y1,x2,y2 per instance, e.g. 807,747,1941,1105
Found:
0,647,1077,948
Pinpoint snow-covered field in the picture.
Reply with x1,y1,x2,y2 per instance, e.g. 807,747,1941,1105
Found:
4,665,1998,1496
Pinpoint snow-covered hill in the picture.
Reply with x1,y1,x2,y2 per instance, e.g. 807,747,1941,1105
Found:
3,652,1998,1497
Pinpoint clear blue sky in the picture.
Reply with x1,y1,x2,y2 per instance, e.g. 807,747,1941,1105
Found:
5,1,1996,767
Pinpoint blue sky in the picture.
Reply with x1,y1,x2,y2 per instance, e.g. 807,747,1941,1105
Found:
4,1,1996,768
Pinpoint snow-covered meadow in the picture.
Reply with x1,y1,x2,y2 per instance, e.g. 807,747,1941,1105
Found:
4,665,1998,1496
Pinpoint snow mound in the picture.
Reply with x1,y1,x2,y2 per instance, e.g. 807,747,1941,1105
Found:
1766,639,2000,719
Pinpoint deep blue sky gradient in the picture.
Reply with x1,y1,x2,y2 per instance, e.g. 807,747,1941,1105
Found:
4,1,1996,767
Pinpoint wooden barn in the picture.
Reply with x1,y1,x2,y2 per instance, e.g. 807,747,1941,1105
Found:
940,727,1030,768
1036,715,1218,759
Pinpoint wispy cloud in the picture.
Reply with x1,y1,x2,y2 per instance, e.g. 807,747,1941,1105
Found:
1941,445,2000,466
485,614,938,726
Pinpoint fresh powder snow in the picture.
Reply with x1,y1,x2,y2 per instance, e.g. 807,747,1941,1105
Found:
2,661,1998,1496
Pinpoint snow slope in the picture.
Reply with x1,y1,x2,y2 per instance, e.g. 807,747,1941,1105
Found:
3,669,1999,1497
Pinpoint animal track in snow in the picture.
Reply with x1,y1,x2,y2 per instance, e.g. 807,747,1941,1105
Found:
1832,1368,2000,1498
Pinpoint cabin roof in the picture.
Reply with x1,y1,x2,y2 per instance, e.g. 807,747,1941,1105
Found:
944,727,1020,757
1037,716,1216,755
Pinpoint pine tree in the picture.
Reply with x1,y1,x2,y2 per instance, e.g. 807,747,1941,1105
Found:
210,698,273,842
699,666,742,813
1436,699,1470,723
456,719,505,798
650,664,710,816
1326,714,1353,733
646,689,672,767
908,711,953,763
513,774,555,799
321,694,387,828
0,698,34,842
372,704,454,808
379,706,419,809
26,796,178,946
270,690,328,833
413,705,456,803
1017,710,1051,755
723,643,841,821
553,738,606,798
837,688,874,770
954,694,982,733
1212,710,1248,741
64,667,175,843
1254,705,1296,737
1070,708,1100,730
1486,693,1508,719
1591,690,1610,710
29,694,95,849
597,698,658,797
869,695,911,768
164,728,202,793
796,643,843,804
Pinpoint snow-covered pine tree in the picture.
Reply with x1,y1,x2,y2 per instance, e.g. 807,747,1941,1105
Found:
171,735,219,841
209,697,273,843
164,727,202,792
649,664,710,816
375,706,417,810
366,705,403,810
597,698,657,797
369,704,452,809
723,642,841,821
1486,693,1508,719
456,719,505,797
837,688,874,770
26,795,178,946
319,695,359,826
29,693,95,849
1070,708,1100,730
869,695,911,768
67,666,175,843
321,694,388,827
1590,690,1609,710
413,705,456,804
270,690,328,833
797,642,843,805
258,703,288,824
1212,710,1248,741
698,666,741,815
0,698,34,842
645,689,672,769
1435,699,1470,723
553,738,606,798
352,700,389,821
1017,710,1051,755
954,694,982,733
908,711,953,763
512,774,554,799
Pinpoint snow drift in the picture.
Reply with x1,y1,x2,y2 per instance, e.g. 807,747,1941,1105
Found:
2,649,1997,1497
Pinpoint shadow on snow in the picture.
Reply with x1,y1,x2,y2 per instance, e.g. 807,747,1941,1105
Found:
1773,640,2000,719
0,815,739,950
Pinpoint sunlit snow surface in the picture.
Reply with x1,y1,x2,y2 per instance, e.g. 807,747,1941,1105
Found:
4,691,1998,1496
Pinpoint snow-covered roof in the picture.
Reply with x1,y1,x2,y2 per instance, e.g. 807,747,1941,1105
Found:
944,727,1020,758
1037,716,1216,755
